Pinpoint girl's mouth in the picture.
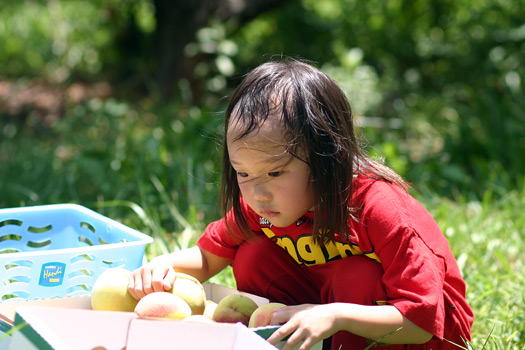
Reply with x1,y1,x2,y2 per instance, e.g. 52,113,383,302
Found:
260,209,279,217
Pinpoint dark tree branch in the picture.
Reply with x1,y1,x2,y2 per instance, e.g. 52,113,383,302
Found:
152,0,293,100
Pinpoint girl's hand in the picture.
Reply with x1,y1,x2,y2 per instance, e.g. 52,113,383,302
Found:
267,304,340,350
127,255,177,300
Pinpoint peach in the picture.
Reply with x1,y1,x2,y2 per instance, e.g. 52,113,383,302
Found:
248,302,286,328
169,272,207,315
91,267,138,312
134,292,192,320
212,294,258,326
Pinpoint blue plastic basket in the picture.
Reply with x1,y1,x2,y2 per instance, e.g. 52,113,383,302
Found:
0,204,153,302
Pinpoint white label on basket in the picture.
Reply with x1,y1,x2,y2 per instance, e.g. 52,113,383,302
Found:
39,262,66,287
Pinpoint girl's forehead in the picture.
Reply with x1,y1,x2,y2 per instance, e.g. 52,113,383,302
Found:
227,121,289,159
227,115,286,144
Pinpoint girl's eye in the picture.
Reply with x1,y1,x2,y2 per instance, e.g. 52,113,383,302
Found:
268,171,282,177
237,172,249,178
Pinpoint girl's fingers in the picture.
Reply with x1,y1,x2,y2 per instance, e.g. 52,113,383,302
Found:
281,334,303,350
127,272,145,300
140,267,155,295
270,305,299,325
267,322,295,346
163,267,177,291
150,265,172,292
282,326,319,350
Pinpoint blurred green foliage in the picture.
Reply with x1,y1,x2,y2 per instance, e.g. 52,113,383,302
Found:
0,98,223,235
0,0,154,83
2,0,523,201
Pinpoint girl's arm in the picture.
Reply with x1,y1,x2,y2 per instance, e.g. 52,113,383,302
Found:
268,303,433,350
128,246,232,300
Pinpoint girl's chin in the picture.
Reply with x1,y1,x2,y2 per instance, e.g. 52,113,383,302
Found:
264,217,299,228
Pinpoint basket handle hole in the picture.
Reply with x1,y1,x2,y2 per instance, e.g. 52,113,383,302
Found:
80,221,96,233
2,292,30,301
68,269,93,278
78,236,94,246
70,254,95,263
0,219,23,228
0,248,22,254
4,276,31,284
102,259,126,268
0,234,22,243
5,260,33,270
27,224,53,233
26,239,52,248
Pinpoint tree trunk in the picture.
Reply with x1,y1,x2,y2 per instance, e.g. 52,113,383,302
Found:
152,0,291,100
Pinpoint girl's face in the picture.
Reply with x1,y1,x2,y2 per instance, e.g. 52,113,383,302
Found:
227,119,315,228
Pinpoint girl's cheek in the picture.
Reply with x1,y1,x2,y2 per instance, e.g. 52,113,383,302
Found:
238,183,249,197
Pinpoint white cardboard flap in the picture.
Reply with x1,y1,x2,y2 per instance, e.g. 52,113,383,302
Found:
126,319,277,350
12,306,134,350
0,295,92,325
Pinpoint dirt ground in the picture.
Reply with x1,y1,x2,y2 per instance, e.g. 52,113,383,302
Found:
0,80,112,126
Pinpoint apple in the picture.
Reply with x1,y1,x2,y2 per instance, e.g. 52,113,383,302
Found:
134,292,192,320
248,302,286,328
212,294,258,326
170,272,207,315
91,267,138,312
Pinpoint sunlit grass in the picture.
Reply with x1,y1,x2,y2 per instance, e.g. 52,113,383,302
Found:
420,186,525,349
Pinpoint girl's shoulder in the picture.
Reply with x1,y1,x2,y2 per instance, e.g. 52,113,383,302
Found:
351,173,428,226
352,173,409,205
351,174,445,241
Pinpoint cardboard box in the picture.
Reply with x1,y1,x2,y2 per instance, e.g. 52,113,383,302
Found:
0,283,323,350
7,306,277,350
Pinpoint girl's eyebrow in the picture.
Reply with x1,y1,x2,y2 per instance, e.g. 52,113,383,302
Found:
230,153,292,169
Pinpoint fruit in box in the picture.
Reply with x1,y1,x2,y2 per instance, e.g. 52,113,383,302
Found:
249,302,287,327
203,299,218,319
91,267,139,312
212,294,258,326
169,272,206,315
134,292,192,320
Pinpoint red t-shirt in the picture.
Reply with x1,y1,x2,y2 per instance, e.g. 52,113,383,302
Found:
198,175,474,343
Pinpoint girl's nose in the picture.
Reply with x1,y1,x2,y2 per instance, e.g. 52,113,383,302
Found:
253,182,272,202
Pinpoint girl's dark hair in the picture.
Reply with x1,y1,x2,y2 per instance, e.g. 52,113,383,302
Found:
221,57,408,244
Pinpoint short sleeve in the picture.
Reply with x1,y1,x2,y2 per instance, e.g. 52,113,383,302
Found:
197,218,240,260
197,199,262,261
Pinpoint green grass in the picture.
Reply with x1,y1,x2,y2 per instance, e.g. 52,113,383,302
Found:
1,99,524,349
420,187,525,349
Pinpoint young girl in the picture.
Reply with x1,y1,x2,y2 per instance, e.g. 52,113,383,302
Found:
128,58,474,350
